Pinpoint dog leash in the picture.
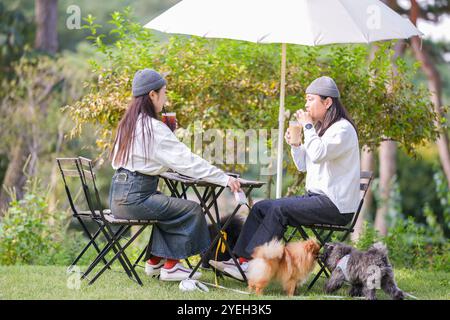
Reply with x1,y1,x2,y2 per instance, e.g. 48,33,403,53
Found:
200,280,251,295
214,230,228,286
211,201,252,287
404,292,419,300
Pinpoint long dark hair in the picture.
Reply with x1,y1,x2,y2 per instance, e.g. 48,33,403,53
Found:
110,92,160,167
315,96,357,137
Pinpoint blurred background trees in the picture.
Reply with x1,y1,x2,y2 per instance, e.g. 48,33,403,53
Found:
370,0,450,237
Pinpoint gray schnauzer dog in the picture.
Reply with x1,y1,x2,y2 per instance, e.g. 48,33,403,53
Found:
320,242,405,300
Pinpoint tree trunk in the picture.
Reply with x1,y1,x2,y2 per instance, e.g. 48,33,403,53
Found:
373,40,404,236
351,44,382,241
48,115,67,216
35,0,58,54
0,139,29,213
374,140,397,236
352,146,375,241
409,0,450,189
0,0,58,216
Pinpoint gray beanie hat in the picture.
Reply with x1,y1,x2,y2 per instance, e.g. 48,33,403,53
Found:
132,68,166,97
305,76,340,98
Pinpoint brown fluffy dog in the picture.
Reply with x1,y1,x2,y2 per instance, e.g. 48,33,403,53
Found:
247,238,320,296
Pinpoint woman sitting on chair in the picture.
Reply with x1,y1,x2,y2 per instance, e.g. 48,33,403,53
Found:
109,69,241,282
210,76,360,280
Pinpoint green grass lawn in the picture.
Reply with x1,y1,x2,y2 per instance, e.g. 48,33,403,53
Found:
1,264,449,300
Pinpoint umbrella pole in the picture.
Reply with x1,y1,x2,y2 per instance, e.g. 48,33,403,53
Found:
275,43,287,199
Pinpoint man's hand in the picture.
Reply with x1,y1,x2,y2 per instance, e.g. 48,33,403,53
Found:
294,109,313,127
285,129,300,147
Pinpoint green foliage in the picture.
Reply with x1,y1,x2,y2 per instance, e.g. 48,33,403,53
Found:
370,174,403,229
384,217,429,269
397,149,442,223
66,8,440,171
0,54,63,153
0,179,67,265
353,221,380,251
44,230,100,266
433,166,450,233
354,218,449,272
0,2,33,87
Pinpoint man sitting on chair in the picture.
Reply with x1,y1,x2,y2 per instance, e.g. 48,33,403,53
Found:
210,76,360,281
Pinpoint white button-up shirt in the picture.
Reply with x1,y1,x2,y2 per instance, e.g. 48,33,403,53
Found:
112,116,230,187
290,119,360,213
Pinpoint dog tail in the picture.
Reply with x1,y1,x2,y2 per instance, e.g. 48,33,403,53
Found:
252,238,285,261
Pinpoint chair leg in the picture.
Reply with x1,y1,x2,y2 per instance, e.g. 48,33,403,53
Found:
69,223,105,269
285,226,351,290
89,226,147,286
308,267,324,290
308,239,332,286
100,225,136,279
306,229,334,290
297,226,310,241
285,227,299,242
190,187,247,282
84,226,130,282
340,230,351,242
75,216,110,268
323,230,334,244
101,225,145,283
134,245,148,269
82,226,126,280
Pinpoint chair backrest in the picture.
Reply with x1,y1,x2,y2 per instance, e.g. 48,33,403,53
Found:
76,156,108,221
348,171,374,229
56,157,89,216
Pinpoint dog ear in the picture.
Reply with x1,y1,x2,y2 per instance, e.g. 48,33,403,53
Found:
304,239,321,255
339,244,353,255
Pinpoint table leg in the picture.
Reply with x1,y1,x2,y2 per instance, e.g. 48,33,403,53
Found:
189,186,248,282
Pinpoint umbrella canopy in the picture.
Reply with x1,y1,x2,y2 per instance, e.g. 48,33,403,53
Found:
144,0,422,198
145,0,420,45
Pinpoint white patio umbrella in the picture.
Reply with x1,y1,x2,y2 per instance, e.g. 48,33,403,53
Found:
144,0,422,198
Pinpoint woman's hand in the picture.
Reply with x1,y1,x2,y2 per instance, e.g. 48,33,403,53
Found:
284,129,300,147
227,176,241,193
294,109,313,127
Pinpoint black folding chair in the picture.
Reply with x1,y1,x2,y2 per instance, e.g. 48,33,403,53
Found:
75,157,157,286
284,170,374,290
56,157,113,271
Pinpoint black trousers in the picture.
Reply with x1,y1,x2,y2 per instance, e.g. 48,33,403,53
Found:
233,192,353,259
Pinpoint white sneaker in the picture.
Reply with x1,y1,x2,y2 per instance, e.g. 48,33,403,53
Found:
223,262,249,281
160,263,202,281
145,259,166,276
208,259,240,273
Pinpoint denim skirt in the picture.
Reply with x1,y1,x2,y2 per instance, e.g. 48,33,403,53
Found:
109,168,210,260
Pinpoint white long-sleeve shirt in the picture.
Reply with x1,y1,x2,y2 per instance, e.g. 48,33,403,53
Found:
290,118,360,213
112,116,230,187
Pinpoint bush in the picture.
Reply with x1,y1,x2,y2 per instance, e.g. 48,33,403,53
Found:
0,179,66,265
354,218,449,272
0,176,149,266
1,189,48,264
43,230,100,266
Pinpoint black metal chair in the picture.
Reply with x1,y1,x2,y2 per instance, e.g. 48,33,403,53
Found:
75,156,158,286
56,157,114,271
284,170,374,289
